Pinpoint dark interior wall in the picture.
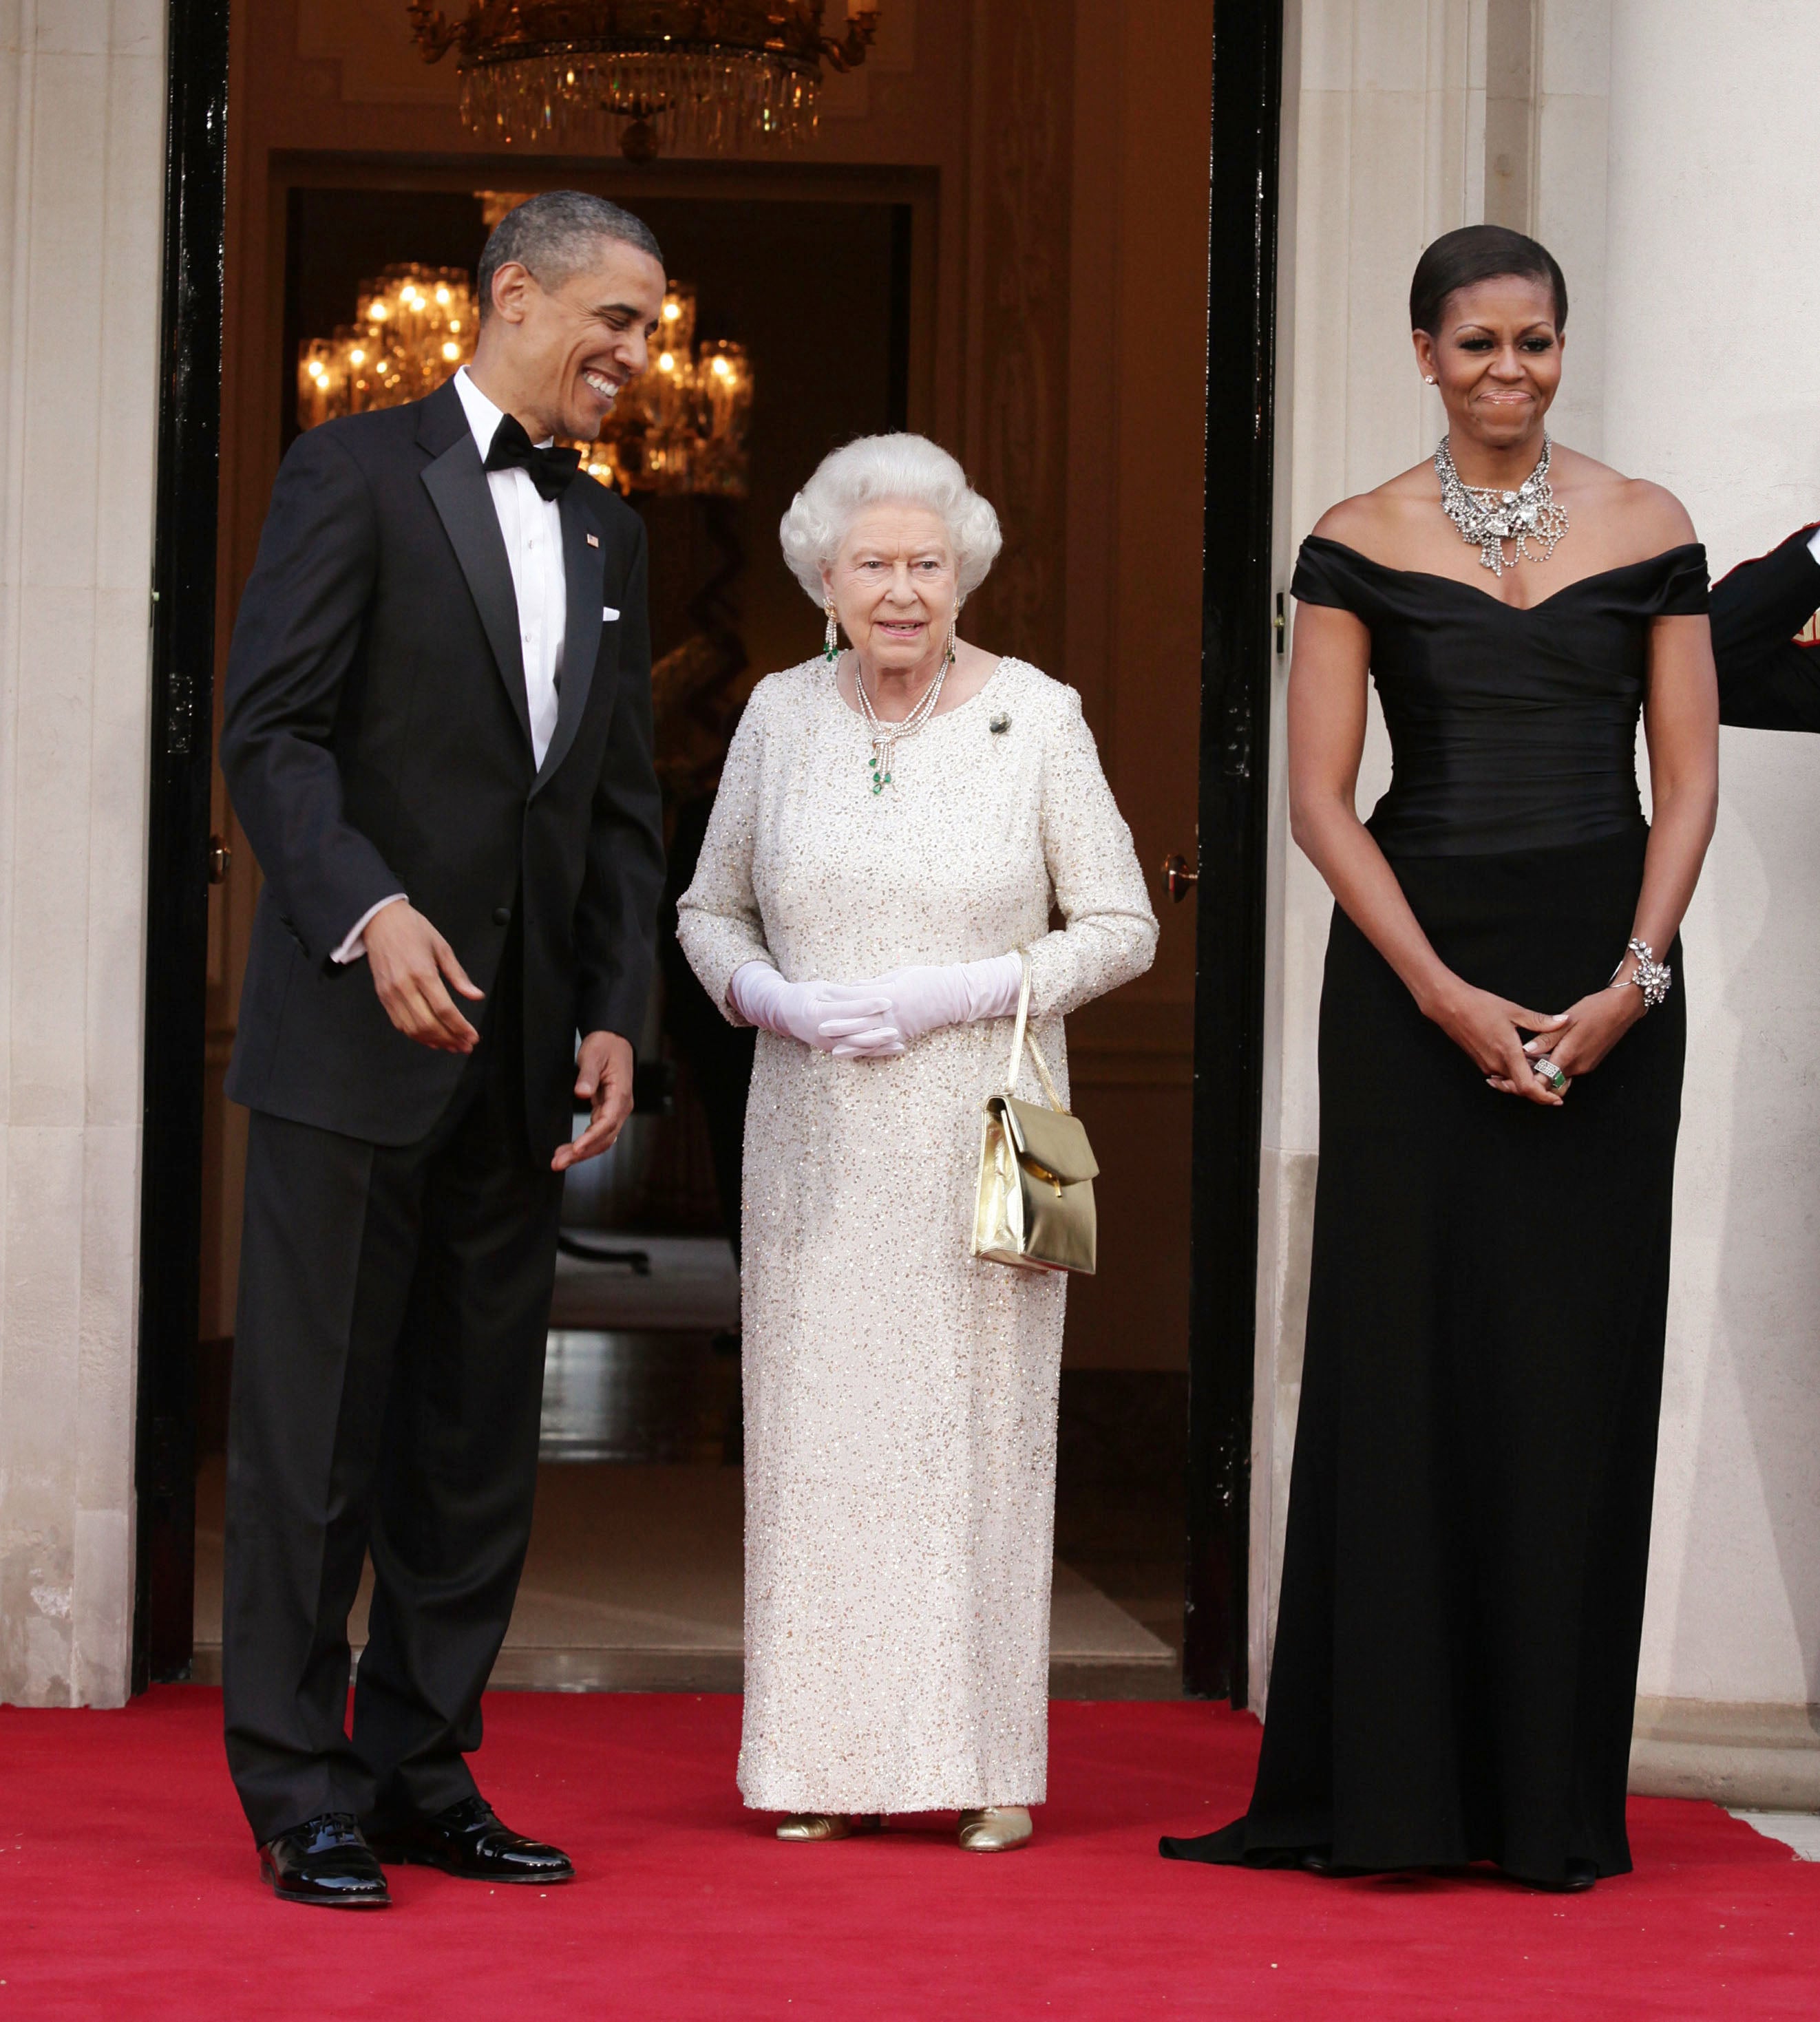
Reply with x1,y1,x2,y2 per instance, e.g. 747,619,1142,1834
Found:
282,190,903,683
629,197,901,679
282,187,488,454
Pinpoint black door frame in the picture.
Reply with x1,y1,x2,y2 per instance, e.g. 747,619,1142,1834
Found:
1183,0,1285,1705
134,0,231,1688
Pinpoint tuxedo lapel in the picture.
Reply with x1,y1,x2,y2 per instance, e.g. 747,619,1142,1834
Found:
532,485,608,797
419,399,533,754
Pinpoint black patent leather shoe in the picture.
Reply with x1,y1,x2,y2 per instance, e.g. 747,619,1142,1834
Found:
260,1813,391,1908
368,1795,574,1884
1516,1858,1599,1893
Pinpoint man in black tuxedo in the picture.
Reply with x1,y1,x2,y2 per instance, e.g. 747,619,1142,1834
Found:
1711,523,1820,727
219,192,667,1907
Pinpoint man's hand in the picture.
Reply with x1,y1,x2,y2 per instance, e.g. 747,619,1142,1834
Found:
364,901,485,1052
555,1030,636,1171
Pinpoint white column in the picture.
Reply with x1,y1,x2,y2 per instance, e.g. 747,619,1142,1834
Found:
1256,0,1486,1698
1601,0,1820,1754
1530,0,1609,453
0,0,167,1706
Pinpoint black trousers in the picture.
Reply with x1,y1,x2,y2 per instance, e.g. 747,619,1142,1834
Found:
222,958,564,1844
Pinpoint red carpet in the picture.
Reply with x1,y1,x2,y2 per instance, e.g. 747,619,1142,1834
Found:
2,1690,1816,2019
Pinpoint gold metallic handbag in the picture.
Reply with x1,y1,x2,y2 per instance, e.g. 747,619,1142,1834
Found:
971,953,1099,1275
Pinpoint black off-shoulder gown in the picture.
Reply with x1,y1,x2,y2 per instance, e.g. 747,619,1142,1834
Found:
1163,537,1709,1887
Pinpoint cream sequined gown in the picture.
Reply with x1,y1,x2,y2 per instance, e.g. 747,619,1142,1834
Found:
676,656,1157,1814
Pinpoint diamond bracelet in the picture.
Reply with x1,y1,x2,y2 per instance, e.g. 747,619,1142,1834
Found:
1610,936,1673,1011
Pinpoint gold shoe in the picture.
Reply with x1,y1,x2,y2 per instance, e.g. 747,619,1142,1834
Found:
774,1813,883,1843
957,1807,1033,1852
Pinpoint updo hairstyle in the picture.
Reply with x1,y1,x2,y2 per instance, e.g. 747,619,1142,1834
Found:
779,433,1003,606
1410,224,1569,337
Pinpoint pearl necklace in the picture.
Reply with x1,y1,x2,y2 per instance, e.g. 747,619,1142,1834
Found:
1435,432,1569,576
850,646,951,796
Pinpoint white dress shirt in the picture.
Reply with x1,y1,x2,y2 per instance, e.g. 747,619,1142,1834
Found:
1806,526,1820,568
333,365,570,964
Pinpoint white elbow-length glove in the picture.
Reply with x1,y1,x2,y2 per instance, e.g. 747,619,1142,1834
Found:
728,961,900,1056
820,952,1024,1057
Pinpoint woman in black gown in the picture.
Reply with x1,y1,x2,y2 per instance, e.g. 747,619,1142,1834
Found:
1162,226,1718,1891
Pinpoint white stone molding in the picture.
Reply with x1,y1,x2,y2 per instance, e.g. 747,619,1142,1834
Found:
0,0,167,1707
1633,1699,1820,1813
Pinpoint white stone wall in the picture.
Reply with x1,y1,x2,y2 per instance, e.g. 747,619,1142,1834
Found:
1601,0,1820,1722
1530,0,1609,454
0,0,167,1707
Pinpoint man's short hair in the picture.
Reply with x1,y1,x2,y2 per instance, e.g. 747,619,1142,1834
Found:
476,191,664,319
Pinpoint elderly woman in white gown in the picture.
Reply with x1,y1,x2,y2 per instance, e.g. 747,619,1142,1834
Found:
676,434,1156,1853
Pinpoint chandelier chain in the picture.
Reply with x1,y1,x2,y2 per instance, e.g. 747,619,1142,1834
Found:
408,3,883,161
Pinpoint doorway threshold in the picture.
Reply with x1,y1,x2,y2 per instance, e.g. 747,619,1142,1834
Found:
190,1457,1177,1696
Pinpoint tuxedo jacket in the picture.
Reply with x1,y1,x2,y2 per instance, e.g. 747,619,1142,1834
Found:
1711,523,1820,731
220,376,666,1156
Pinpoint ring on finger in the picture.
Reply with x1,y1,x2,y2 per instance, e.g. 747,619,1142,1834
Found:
1531,1055,1568,1095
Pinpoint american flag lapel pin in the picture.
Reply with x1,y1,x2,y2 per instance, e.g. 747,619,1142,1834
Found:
585,532,600,548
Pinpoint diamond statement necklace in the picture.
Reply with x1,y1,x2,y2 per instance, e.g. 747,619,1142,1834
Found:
1435,432,1569,577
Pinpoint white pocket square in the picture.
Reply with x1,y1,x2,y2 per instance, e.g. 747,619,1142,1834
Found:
602,606,620,621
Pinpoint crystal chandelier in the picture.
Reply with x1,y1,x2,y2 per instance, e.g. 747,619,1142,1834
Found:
407,1,882,161
584,284,754,496
297,262,753,498
298,266,475,427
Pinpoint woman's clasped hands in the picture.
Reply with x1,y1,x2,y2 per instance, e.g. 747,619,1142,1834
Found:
827,953,1026,1056
728,954,1024,1059
1513,979,1646,1093
728,964,902,1056
1428,972,1645,1107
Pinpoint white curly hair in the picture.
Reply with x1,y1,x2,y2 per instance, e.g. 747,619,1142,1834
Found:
778,433,1003,605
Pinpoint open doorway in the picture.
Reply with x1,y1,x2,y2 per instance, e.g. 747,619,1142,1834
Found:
140,0,1236,1710
189,178,940,1689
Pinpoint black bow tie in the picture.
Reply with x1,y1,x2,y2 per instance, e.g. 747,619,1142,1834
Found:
483,414,582,501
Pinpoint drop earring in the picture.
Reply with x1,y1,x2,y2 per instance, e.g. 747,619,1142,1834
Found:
823,599,839,663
